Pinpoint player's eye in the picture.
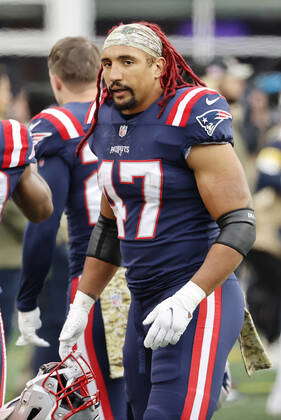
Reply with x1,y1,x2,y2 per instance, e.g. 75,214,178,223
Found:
123,60,134,66
102,61,111,68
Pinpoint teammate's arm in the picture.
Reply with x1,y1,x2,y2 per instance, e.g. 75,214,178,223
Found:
59,194,120,359
12,164,53,223
16,157,70,347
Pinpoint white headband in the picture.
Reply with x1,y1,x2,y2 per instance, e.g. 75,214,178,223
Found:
103,23,163,58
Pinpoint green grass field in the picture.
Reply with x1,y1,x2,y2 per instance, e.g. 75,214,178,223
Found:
5,339,280,419
213,345,278,420
6,337,33,401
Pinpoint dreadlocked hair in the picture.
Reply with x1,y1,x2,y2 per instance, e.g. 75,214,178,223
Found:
77,21,206,155
77,66,107,155
137,21,206,115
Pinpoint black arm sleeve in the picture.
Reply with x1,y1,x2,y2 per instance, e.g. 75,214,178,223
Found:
86,214,121,266
215,208,256,257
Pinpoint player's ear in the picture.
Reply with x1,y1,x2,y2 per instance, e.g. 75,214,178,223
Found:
154,57,166,79
49,71,62,91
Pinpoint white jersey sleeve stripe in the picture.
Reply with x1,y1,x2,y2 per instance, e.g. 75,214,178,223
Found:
9,119,23,167
43,108,81,138
172,88,211,126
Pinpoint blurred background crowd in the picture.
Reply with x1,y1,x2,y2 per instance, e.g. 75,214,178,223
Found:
1,0,281,418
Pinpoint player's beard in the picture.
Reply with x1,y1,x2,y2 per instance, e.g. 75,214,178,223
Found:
114,95,137,111
109,83,138,111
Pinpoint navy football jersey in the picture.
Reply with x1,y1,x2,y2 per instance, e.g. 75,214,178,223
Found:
30,102,101,276
0,119,35,219
89,87,233,295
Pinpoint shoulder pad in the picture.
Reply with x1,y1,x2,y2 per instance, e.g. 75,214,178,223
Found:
33,106,86,140
167,87,233,146
165,87,226,128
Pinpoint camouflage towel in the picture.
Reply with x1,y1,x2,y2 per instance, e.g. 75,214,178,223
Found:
239,307,272,376
100,267,131,379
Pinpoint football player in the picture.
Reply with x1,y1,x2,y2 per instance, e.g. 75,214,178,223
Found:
0,119,53,406
16,37,127,419
59,22,256,419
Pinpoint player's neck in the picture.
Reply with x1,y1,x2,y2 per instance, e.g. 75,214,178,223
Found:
59,86,97,105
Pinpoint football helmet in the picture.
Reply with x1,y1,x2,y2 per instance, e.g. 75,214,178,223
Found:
0,352,100,419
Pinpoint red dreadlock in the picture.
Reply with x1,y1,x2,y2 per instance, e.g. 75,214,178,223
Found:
77,21,206,155
138,21,206,115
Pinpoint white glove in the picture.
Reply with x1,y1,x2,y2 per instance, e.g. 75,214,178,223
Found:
16,307,50,347
143,281,206,350
62,351,91,380
59,290,95,361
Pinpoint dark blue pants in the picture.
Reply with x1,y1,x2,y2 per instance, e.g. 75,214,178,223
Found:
123,275,244,420
31,244,69,374
0,268,21,342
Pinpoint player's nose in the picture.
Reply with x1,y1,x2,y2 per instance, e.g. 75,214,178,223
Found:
109,63,123,82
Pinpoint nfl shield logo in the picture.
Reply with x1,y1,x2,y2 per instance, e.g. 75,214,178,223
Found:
119,125,128,137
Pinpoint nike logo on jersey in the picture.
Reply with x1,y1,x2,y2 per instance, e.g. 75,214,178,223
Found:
206,97,220,106
29,120,41,132
196,109,232,136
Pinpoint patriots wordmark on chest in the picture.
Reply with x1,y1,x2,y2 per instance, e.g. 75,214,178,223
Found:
110,145,130,156
119,125,128,138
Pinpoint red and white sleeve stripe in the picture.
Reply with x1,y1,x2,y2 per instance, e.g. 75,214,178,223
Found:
166,88,219,127
2,119,29,168
36,107,85,140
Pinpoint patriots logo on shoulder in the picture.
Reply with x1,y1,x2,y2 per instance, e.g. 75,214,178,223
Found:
196,109,232,136
30,132,52,145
